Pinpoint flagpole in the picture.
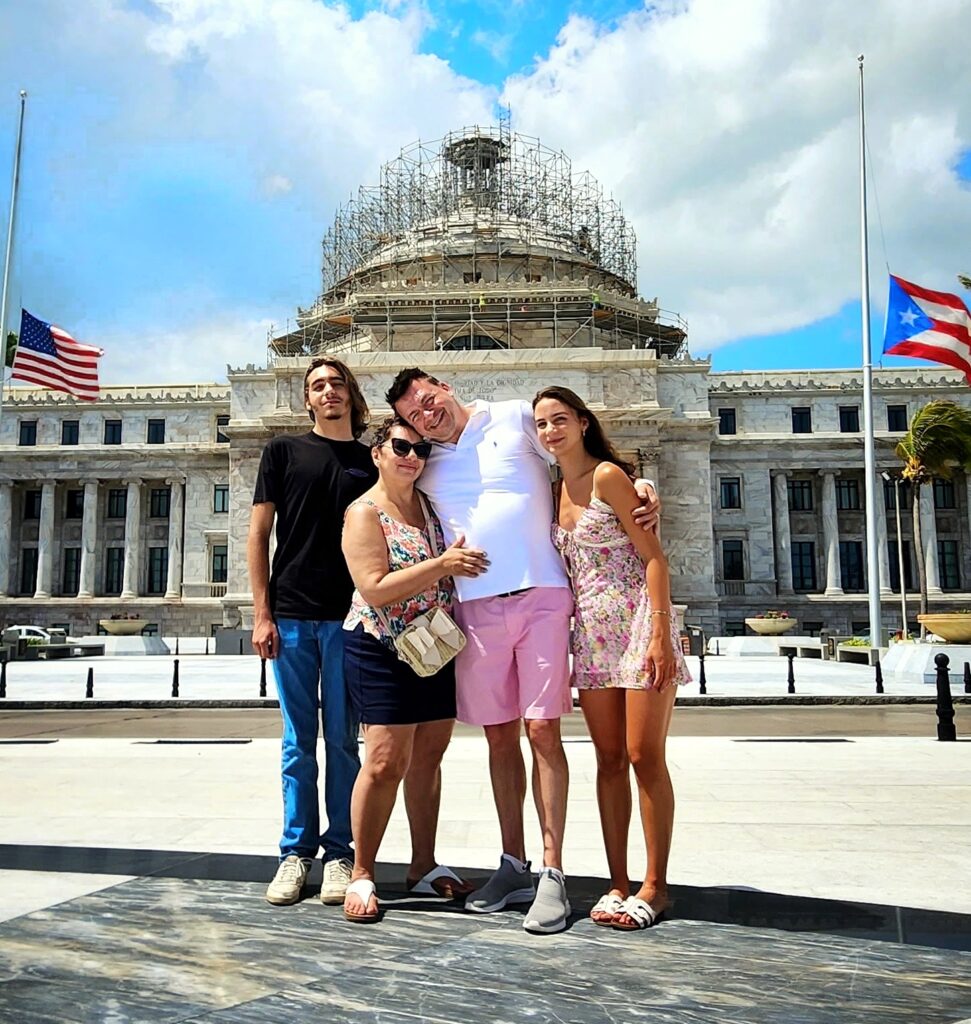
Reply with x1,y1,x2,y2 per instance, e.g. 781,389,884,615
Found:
858,55,883,651
0,89,27,424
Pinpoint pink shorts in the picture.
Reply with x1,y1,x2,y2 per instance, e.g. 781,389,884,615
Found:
453,586,574,726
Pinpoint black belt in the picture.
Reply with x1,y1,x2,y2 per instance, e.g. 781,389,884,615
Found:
494,587,533,599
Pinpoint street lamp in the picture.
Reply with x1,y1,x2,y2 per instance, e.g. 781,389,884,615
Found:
881,471,908,639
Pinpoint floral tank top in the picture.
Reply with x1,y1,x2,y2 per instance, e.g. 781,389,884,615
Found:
343,497,454,650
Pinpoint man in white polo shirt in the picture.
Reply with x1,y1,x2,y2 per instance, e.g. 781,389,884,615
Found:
387,367,656,934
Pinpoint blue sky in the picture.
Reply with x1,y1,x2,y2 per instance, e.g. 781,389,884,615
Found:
0,0,969,384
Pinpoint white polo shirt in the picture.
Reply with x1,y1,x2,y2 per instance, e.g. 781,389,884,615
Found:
418,399,570,602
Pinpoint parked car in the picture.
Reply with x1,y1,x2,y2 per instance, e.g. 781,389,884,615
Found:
2,625,67,644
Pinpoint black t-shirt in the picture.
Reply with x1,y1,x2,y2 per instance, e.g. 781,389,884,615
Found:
253,432,377,621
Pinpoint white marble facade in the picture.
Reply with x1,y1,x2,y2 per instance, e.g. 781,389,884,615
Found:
4,364,971,638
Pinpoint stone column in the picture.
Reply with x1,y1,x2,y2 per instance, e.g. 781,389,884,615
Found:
919,483,942,594
164,478,185,600
820,471,843,595
33,481,56,599
874,473,892,595
120,479,142,600
772,471,793,594
0,480,12,597
77,480,99,599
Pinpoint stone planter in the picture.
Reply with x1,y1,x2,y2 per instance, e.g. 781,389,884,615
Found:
99,619,149,637
917,613,971,644
745,617,798,636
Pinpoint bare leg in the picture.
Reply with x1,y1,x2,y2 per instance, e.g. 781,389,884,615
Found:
579,689,631,919
345,723,415,917
403,718,471,895
484,719,527,861
524,718,569,871
615,685,677,926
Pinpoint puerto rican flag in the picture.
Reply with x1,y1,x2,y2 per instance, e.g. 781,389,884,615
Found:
883,275,971,384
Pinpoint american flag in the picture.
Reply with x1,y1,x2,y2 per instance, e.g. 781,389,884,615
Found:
10,309,103,401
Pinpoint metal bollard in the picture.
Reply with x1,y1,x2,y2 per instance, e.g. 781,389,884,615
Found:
260,658,267,698
85,667,94,699
875,659,884,695
171,659,180,699
0,659,7,699
964,661,971,695
175,637,180,656
205,637,209,656
239,637,244,655
934,653,956,742
786,653,796,694
698,649,707,695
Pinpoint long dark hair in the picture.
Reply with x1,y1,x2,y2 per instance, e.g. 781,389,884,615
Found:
532,386,636,478
303,357,370,438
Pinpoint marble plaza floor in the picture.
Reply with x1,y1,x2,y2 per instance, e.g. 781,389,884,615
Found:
0,696,970,1022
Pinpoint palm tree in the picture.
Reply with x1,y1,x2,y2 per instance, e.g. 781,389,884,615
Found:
896,400,971,627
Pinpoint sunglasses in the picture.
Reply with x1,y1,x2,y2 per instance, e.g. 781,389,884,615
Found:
385,438,432,460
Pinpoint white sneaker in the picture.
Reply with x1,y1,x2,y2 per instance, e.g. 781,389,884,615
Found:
266,855,312,905
320,857,353,905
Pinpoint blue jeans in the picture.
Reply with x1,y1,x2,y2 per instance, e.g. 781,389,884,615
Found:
273,618,360,862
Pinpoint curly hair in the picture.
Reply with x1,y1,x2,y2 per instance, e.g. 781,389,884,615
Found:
532,386,636,478
303,357,370,438
370,414,414,449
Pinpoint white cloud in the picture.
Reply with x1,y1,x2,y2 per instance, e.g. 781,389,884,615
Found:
503,0,971,352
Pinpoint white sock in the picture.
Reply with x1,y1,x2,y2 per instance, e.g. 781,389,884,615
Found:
501,853,529,873
542,866,565,883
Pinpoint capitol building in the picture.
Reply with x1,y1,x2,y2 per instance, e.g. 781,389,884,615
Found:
2,126,970,641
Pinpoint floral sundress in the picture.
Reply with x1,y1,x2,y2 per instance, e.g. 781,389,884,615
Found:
554,497,691,690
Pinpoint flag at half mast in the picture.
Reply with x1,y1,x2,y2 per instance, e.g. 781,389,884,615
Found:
883,275,971,383
10,309,103,401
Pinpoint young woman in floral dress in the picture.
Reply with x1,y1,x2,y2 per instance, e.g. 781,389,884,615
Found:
532,386,690,931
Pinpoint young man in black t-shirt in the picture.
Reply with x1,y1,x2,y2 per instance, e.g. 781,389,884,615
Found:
249,357,376,906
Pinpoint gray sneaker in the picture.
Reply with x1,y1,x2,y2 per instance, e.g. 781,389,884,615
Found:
465,858,535,914
265,855,312,905
523,868,571,934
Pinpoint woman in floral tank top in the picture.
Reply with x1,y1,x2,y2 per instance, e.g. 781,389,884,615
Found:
533,386,690,933
340,417,489,924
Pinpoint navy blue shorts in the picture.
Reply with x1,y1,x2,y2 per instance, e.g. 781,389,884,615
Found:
343,623,457,726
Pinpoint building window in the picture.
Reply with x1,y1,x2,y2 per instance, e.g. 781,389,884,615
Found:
104,548,124,595
141,622,160,637
887,405,908,432
803,621,824,638
213,484,230,513
104,419,122,445
211,543,228,583
23,489,42,519
888,540,915,592
724,620,746,637
20,548,39,594
462,271,482,284
718,408,737,435
884,479,912,511
938,540,961,590
107,488,127,519
147,419,165,444
65,489,84,519
791,407,812,433
722,539,744,581
62,547,81,596
839,540,865,591
61,420,79,445
719,477,742,509
216,415,230,443
791,541,817,591
443,334,507,351
933,479,956,509
149,487,171,519
838,406,860,433
147,547,168,595
19,420,37,446
787,479,814,512
836,479,861,511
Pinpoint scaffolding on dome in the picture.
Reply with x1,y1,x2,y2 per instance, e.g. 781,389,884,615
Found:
318,125,638,295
